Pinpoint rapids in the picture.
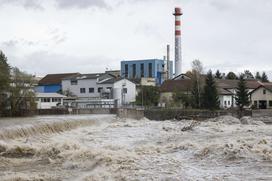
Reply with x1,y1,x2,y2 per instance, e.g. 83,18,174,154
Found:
0,115,271,180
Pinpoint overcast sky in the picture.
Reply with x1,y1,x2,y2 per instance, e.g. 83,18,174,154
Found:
0,0,272,78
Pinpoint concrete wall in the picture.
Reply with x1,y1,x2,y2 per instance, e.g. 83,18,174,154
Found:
144,108,252,120
37,108,117,115
117,108,144,120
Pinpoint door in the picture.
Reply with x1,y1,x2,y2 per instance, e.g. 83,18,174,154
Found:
259,100,267,109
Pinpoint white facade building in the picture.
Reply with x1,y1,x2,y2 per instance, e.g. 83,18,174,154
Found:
62,73,114,99
250,85,272,109
36,93,66,109
62,73,136,108
113,79,136,106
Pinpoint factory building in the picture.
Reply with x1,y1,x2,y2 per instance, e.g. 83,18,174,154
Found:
120,59,173,85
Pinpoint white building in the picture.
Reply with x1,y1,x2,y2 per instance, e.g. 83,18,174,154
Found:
62,73,136,108
62,73,115,99
113,79,136,106
218,88,233,109
250,84,272,109
36,93,66,109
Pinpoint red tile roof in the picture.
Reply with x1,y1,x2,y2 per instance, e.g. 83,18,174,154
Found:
39,73,79,85
160,79,192,93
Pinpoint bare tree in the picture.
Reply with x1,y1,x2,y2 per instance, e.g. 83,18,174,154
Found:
9,67,36,116
191,59,204,108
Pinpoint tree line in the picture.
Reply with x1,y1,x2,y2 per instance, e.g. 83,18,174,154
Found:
0,51,36,116
214,69,269,82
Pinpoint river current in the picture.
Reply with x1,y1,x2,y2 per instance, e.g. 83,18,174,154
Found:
0,114,271,180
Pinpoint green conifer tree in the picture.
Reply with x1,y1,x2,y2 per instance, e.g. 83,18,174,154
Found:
0,51,10,116
235,75,250,111
202,70,219,110
255,71,261,80
215,70,222,79
261,72,269,82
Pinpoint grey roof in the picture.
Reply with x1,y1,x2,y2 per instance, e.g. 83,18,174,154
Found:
217,88,233,95
63,73,105,80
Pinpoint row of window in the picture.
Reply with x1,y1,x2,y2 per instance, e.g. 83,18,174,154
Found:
80,87,112,94
124,63,153,78
254,100,272,107
40,98,61,103
224,100,231,106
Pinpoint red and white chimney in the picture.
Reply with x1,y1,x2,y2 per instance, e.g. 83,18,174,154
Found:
173,7,183,76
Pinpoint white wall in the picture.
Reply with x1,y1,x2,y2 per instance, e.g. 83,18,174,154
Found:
36,98,64,109
62,79,113,98
113,79,136,106
219,95,233,109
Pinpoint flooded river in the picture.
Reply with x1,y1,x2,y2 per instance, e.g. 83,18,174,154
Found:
0,115,271,180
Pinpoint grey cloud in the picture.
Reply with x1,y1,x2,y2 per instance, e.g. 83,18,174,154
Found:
0,0,43,10
55,0,109,9
0,0,109,10
15,51,118,76
49,29,67,45
2,40,19,47
1,39,39,47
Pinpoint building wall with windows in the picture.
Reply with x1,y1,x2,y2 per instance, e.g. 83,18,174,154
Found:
36,93,66,109
250,86,272,109
219,95,233,109
62,78,113,98
120,59,173,85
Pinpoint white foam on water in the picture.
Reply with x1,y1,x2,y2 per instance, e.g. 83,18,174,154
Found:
0,115,272,180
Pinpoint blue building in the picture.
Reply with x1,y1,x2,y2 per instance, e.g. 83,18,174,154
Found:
121,59,173,85
36,73,79,93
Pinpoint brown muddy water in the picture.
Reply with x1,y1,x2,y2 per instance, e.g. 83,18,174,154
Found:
0,115,271,180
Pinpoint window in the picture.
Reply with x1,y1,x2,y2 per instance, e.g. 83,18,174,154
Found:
89,88,94,93
224,101,227,105
41,98,50,102
80,88,86,93
52,98,61,102
140,63,144,77
125,64,128,78
263,89,266,94
148,63,152,77
123,88,127,94
254,101,257,106
71,80,78,85
98,87,103,93
228,101,230,105
269,101,272,107
132,64,136,78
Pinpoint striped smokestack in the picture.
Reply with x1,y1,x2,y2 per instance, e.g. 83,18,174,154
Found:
173,7,183,76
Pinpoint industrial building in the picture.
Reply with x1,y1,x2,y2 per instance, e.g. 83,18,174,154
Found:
61,73,136,108
120,59,173,85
